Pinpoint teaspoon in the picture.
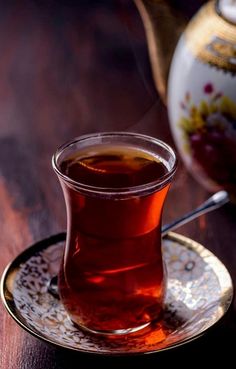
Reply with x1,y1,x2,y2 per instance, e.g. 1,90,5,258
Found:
161,190,229,236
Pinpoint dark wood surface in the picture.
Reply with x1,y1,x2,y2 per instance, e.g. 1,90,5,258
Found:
0,1,235,368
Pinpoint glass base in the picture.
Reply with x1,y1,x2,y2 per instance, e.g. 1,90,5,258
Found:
71,319,151,337
47,277,153,336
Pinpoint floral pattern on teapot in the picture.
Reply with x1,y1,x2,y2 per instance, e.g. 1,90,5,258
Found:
179,83,236,196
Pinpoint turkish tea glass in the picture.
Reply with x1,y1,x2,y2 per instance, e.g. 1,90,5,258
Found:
52,132,177,335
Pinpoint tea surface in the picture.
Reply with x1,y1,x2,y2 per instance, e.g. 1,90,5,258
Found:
60,145,168,188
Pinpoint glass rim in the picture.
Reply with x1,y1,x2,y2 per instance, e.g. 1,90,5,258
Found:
52,132,178,197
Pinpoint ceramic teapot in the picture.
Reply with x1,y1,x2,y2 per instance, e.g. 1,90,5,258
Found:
136,0,236,200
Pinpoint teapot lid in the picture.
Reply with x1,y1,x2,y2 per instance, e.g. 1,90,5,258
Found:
217,0,236,24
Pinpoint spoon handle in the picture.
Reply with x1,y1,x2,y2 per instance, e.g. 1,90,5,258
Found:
162,190,229,236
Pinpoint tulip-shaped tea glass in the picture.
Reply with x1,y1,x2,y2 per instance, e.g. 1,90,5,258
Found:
52,132,177,335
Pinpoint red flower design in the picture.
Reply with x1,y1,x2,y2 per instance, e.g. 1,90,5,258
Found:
204,83,214,94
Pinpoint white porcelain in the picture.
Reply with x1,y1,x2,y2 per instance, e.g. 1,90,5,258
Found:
168,0,236,198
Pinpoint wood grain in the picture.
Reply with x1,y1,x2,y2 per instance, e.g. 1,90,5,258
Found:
0,1,235,368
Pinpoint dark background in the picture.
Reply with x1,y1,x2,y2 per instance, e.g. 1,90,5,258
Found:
0,1,235,367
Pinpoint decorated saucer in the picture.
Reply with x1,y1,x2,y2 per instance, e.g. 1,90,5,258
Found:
0,232,233,355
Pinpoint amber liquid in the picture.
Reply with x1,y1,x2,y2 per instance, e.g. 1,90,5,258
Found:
59,145,170,333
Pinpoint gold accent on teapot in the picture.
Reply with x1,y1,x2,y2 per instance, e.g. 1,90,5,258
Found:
134,0,187,103
185,1,236,74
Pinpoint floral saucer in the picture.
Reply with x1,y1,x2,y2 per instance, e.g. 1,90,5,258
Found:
0,232,233,355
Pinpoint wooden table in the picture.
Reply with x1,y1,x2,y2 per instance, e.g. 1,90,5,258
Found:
0,1,235,367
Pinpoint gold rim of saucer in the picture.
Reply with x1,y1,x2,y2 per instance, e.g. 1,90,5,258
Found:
0,232,233,355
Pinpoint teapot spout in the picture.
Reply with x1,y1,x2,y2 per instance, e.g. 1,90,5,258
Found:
134,0,187,103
